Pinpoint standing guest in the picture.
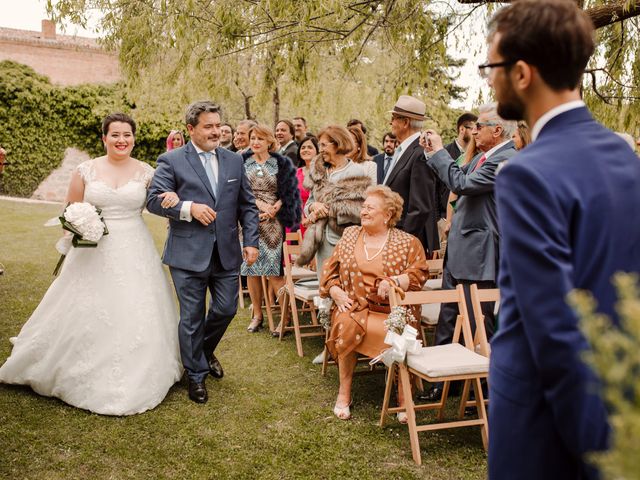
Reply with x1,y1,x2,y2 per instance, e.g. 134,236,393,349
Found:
347,119,379,156
295,136,318,236
0,113,183,415
383,95,440,256
241,124,301,333
373,132,397,184
219,123,235,150
293,117,309,143
147,101,260,404
439,113,478,220
485,1,640,478
347,125,377,184
166,130,185,151
233,119,256,153
320,186,429,420
419,103,517,402
296,125,370,273
512,121,531,150
275,119,298,163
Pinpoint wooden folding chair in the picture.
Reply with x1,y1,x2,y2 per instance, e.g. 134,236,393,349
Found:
418,258,445,344
278,238,324,357
457,284,500,414
379,285,490,465
257,231,315,333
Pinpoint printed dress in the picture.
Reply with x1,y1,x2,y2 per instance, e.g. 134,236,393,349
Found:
241,156,283,276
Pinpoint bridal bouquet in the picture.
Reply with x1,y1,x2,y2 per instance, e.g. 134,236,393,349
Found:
47,202,109,275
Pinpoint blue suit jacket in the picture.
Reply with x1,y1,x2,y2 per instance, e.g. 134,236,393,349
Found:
489,107,640,479
147,141,259,272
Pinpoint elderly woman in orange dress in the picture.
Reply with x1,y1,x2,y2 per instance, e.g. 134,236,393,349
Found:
319,185,428,420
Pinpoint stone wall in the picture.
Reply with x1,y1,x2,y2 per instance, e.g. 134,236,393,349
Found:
32,148,90,202
0,21,120,86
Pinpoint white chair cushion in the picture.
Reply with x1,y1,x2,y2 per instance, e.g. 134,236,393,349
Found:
407,343,489,377
420,303,441,325
422,278,443,291
293,286,319,301
291,266,316,279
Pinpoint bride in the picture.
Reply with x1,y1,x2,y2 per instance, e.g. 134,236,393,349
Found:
0,113,182,415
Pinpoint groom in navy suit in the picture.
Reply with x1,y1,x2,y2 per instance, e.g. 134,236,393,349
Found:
485,1,640,478
147,101,259,404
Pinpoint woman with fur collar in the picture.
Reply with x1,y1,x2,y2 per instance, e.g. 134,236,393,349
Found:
296,125,372,273
240,125,301,333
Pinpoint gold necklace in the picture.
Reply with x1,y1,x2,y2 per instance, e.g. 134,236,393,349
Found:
363,229,390,261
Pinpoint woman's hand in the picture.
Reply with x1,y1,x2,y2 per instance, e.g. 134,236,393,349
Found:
329,286,353,313
310,202,329,219
377,279,393,299
159,192,180,209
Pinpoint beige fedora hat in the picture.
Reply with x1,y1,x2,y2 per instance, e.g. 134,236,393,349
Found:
388,95,426,121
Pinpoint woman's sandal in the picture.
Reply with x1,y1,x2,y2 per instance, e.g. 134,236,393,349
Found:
333,399,353,420
247,317,263,333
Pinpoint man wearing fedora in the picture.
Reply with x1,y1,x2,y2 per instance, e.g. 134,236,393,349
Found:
383,95,440,255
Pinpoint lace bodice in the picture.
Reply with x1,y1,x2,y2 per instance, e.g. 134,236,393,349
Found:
77,159,155,220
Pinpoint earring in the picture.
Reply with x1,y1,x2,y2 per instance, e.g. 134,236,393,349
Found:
384,220,388,225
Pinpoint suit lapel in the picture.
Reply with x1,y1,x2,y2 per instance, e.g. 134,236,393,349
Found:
186,142,216,202
214,147,228,201
385,138,418,186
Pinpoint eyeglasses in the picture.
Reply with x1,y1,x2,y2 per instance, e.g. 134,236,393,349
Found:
318,142,335,149
391,114,408,121
478,60,516,79
475,122,499,130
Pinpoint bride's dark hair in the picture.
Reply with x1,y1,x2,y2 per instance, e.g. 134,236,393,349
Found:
102,113,137,136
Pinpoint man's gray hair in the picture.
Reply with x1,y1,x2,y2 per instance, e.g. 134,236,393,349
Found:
237,119,257,130
409,119,424,130
478,102,517,139
185,101,221,127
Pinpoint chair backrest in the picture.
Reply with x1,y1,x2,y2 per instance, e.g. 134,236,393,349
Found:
389,286,480,351
285,230,303,244
468,285,500,357
426,258,444,279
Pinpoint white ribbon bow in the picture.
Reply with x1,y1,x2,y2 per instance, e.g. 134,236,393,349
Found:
370,324,422,368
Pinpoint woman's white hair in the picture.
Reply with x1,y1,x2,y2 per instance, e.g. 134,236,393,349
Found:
478,102,517,139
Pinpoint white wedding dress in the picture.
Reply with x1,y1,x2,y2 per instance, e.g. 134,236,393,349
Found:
0,159,182,415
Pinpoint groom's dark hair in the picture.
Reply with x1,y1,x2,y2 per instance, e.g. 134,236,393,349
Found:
185,101,222,127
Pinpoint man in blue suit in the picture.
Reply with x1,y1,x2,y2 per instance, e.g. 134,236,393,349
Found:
484,1,640,478
372,132,397,184
147,101,259,404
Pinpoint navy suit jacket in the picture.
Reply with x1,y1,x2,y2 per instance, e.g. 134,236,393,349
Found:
147,141,259,272
372,152,388,184
490,107,640,479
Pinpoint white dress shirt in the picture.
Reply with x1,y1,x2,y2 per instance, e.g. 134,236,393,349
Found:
531,100,585,141
180,144,219,222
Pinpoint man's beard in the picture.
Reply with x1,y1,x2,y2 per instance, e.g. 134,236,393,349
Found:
384,147,394,155
497,82,525,121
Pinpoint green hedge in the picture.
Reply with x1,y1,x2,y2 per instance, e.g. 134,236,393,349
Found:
0,61,179,197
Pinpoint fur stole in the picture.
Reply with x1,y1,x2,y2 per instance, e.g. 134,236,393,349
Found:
296,158,371,266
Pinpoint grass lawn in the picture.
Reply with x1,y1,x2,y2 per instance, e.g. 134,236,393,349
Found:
0,198,487,480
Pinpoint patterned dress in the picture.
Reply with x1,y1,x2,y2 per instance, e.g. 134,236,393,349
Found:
241,156,283,276
320,226,428,360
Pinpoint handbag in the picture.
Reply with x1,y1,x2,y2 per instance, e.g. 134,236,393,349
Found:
366,277,405,314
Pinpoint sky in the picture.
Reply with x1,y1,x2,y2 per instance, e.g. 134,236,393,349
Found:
0,0,488,110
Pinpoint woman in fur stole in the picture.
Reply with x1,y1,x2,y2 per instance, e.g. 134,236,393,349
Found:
297,125,372,274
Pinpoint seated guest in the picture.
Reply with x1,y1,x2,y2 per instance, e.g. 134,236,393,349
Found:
348,125,378,184
165,130,185,151
320,186,429,420
241,124,302,333
297,125,370,272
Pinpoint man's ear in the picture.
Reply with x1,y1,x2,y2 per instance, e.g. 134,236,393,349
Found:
512,60,533,92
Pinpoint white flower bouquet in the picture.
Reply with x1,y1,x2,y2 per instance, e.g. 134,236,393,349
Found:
384,305,417,335
50,202,109,275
